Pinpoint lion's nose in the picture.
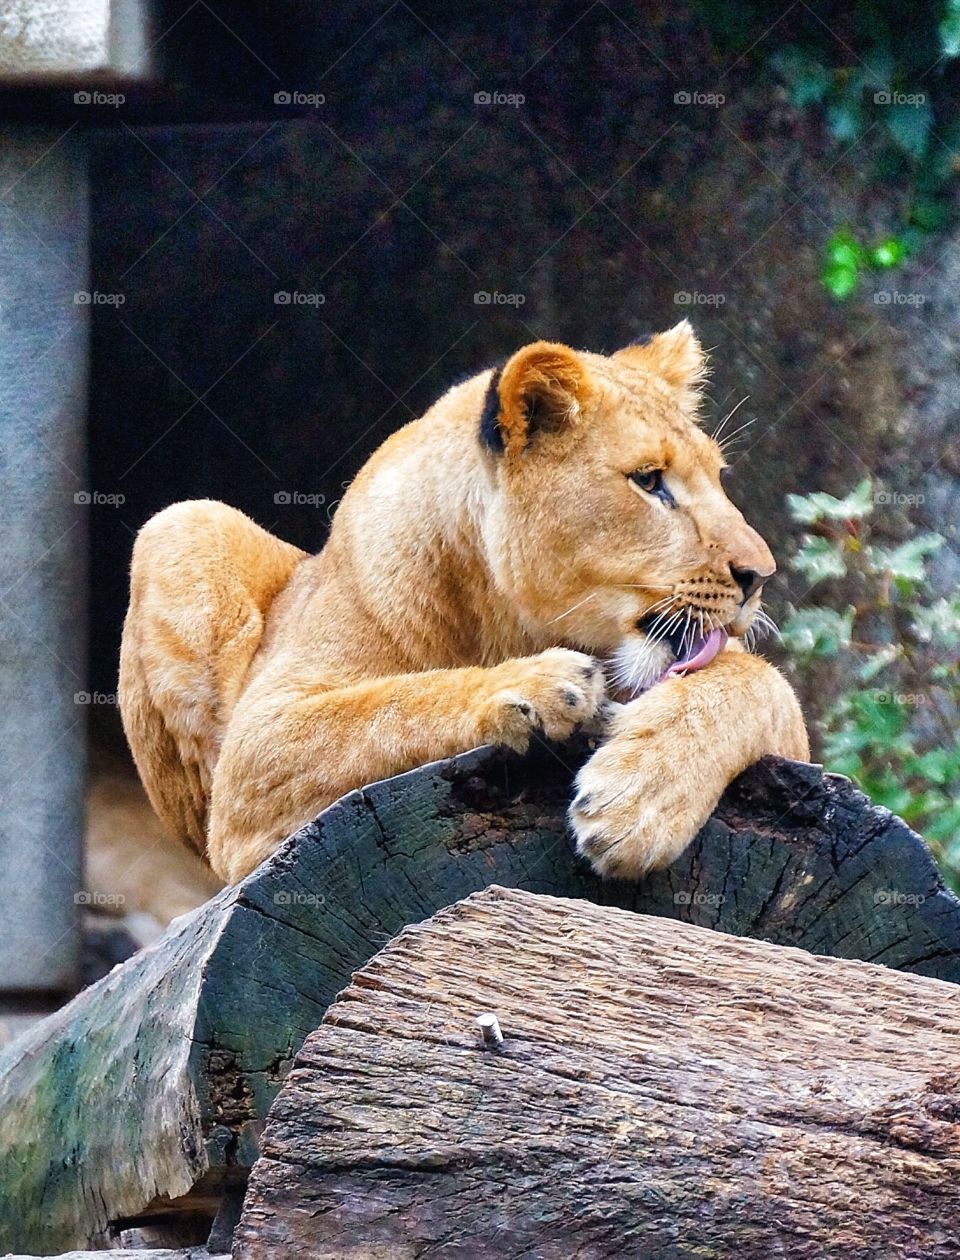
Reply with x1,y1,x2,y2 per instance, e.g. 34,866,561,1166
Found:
730,563,770,602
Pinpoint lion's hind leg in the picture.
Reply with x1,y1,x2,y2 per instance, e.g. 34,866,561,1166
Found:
118,500,306,861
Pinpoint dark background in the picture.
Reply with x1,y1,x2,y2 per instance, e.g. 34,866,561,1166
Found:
62,1,959,697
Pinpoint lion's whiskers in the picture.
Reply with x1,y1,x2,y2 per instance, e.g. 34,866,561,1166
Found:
679,606,693,658
753,606,780,640
641,596,679,624
743,606,779,651
711,395,749,444
717,417,756,455
546,590,599,626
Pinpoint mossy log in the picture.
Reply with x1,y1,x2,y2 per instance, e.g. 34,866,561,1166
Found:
236,885,960,1260
0,740,958,1253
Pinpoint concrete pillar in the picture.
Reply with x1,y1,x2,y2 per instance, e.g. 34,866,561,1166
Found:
0,130,88,993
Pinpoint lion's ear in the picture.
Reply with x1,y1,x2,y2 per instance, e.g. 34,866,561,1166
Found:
481,341,590,455
613,320,708,412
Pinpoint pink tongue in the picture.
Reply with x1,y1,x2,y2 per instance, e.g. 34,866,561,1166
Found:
665,627,728,679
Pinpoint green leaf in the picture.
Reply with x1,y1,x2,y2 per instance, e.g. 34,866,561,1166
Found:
790,533,848,584
771,47,832,107
868,533,944,582
928,800,960,847
858,47,895,89
822,262,858,299
910,195,952,232
871,781,920,816
786,478,874,524
913,596,960,646
930,661,960,684
827,99,864,143
941,0,960,58
822,231,863,300
868,237,907,268
908,747,960,786
857,643,900,681
885,99,933,161
780,605,855,657
825,230,863,269
853,690,910,741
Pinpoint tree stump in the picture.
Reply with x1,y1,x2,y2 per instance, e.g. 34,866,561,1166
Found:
235,885,960,1260
0,741,957,1253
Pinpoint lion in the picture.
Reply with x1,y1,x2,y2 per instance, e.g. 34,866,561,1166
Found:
119,321,809,884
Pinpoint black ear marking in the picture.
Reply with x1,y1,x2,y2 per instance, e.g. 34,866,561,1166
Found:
479,365,505,453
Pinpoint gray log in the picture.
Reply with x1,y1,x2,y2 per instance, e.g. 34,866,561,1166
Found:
236,885,960,1260
0,741,958,1252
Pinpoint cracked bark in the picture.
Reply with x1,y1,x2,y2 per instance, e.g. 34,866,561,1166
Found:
0,742,957,1253
235,886,960,1260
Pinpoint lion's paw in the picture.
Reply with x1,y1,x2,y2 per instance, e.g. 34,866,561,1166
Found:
481,648,606,751
569,728,718,880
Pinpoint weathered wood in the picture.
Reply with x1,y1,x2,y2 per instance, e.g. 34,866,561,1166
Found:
236,885,960,1260
0,741,958,1253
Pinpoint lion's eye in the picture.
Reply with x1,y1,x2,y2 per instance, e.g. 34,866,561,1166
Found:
628,468,675,507
630,469,662,494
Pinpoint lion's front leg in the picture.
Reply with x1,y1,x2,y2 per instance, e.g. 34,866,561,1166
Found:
570,649,809,880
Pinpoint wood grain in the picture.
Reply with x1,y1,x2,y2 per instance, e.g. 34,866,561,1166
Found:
236,885,960,1260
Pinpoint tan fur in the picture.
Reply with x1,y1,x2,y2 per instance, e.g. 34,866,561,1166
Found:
119,323,809,884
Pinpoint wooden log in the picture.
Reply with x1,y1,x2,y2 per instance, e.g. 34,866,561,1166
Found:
235,885,960,1260
0,741,958,1253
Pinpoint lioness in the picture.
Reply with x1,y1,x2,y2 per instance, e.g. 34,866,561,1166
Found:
119,321,809,884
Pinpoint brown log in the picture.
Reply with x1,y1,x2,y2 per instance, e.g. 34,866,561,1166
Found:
236,885,960,1260
2,742,959,1254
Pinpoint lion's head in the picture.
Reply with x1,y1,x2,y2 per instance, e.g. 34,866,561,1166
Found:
478,321,776,696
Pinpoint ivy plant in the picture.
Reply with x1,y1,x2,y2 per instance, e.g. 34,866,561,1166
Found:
781,478,960,880
694,0,960,298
